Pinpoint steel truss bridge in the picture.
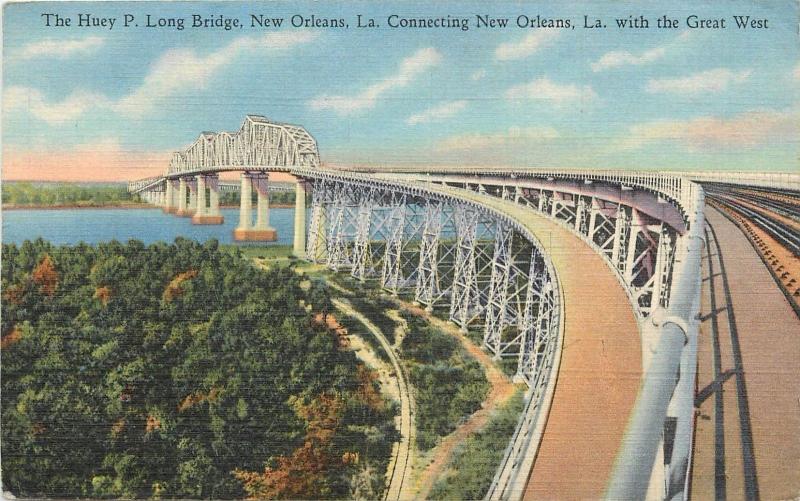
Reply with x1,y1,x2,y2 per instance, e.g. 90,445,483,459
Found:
130,116,799,501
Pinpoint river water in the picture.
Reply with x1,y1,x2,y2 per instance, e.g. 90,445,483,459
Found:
1,207,297,246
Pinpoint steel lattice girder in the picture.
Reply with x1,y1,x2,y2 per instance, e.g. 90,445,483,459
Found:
416,203,458,308
306,179,336,263
516,250,559,386
415,201,444,307
295,172,564,394
448,205,496,330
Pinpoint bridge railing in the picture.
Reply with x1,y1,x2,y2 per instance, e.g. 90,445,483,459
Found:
680,170,800,192
363,167,702,227
127,176,164,194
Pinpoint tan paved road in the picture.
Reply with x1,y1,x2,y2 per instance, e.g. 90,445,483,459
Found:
692,207,800,500
417,186,642,500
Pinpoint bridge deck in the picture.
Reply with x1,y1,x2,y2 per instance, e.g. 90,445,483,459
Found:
692,206,800,500
434,188,642,500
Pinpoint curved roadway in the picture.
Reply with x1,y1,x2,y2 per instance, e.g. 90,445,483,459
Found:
416,185,643,499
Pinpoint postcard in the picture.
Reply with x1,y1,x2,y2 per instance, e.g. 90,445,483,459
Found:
2,1,798,500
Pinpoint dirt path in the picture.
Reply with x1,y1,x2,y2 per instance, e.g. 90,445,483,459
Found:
398,303,519,500
332,298,415,501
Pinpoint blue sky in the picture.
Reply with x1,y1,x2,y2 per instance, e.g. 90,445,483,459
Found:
3,1,799,180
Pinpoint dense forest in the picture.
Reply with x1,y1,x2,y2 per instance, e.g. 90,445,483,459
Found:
2,182,136,207
1,238,396,499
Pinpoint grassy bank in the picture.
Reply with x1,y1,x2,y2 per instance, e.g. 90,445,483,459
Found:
428,389,525,500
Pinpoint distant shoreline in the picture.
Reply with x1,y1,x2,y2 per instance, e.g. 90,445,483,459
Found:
3,203,295,211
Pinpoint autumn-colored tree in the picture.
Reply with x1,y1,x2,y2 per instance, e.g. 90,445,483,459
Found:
162,270,198,302
233,394,344,499
31,254,58,296
355,365,384,412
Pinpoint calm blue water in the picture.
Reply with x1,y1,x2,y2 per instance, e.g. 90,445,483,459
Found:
2,208,297,246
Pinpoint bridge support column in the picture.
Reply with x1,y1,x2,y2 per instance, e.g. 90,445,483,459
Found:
293,181,307,258
611,205,628,270
187,179,197,216
624,209,642,283
233,173,276,241
351,191,373,281
255,174,277,240
415,201,443,311
575,197,585,233
164,180,176,213
450,205,480,331
234,173,253,240
176,178,190,216
306,181,328,263
192,175,223,224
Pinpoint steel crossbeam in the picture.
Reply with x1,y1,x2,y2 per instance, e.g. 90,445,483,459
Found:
448,205,495,330
483,225,533,358
415,201,444,309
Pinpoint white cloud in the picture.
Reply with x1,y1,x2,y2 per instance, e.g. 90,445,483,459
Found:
5,32,318,124
471,69,487,81
406,100,467,125
308,47,442,115
495,31,560,61
3,86,108,125
437,126,559,151
16,36,105,59
114,31,318,117
591,47,665,72
618,109,798,151
645,68,751,94
591,31,691,72
505,77,597,105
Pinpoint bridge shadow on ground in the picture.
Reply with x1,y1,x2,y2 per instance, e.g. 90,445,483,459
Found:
693,221,759,500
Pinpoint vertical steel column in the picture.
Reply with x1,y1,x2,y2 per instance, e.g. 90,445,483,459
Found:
624,209,642,283
588,197,599,241
516,250,541,384
306,180,328,263
351,189,374,281
415,201,443,310
293,181,307,259
484,224,513,358
381,197,406,293
611,205,629,271
449,205,480,331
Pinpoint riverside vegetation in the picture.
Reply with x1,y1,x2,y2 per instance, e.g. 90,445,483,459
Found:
1,238,396,499
2,182,136,207
1,182,296,208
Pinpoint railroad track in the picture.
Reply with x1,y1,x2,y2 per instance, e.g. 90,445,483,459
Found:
703,185,800,317
704,188,800,257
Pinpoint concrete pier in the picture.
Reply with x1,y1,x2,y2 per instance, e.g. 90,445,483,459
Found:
186,179,197,216
193,175,224,224
164,179,178,213
234,172,277,241
293,181,307,258
176,177,190,217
